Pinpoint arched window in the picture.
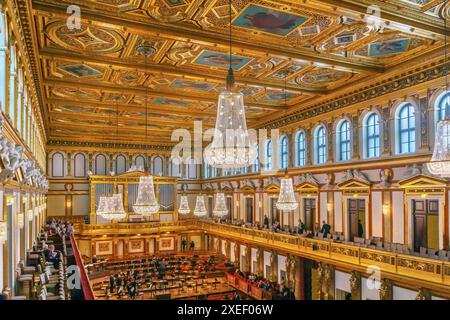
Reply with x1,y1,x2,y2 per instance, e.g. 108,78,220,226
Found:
135,155,146,170
95,154,107,175
115,155,127,174
436,91,450,123
253,144,260,172
9,45,16,121
280,135,288,169
241,165,248,174
314,126,326,164
204,163,210,179
74,153,86,177
397,103,416,154
295,131,306,167
211,166,217,178
152,156,164,176
365,113,380,158
337,120,351,161
169,157,181,177
266,140,272,170
188,158,197,179
51,152,64,177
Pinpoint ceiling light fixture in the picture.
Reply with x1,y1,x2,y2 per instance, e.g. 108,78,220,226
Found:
276,169,298,211
133,45,160,216
204,0,255,169
178,185,191,215
213,192,228,216
193,194,207,217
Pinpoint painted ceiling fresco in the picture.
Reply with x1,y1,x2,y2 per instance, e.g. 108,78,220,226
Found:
24,0,447,145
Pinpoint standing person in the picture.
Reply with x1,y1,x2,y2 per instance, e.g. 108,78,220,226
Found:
313,222,320,236
358,219,364,238
263,215,269,229
320,220,331,238
189,240,195,251
298,219,306,234
109,274,115,293
181,239,187,252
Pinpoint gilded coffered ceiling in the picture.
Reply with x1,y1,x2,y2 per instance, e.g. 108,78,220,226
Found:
16,0,449,146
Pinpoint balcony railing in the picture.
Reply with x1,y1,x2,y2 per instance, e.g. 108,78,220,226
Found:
72,219,450,287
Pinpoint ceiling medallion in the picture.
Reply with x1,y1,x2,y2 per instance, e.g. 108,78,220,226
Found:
136,44,157,57
204,0,255,169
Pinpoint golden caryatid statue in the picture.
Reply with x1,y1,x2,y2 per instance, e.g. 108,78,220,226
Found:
415,288,431,300
379,278,393,300
349,271,361,300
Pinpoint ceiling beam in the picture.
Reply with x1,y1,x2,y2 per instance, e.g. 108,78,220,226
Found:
313,0,449,36
32,1,384,74
39,48,324,96
43,79,287,111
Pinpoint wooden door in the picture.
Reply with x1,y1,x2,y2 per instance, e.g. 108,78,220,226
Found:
413,199,427,252
226,197,233,221
303,198,316,231
348,199,365,241
270,198,280,224
245,197,254,224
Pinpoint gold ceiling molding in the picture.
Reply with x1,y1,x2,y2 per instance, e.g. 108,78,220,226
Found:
260,60,446,129
12,0,448,145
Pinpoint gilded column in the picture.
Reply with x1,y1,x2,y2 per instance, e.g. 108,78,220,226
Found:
243,246,251,273
379,278,393,300
326,122,334,163
67,152,72,177
415,288,431,300
214,238,220,254
382,106,391,156
419,96,430,151
294,257,305,300
305,127,312,166
352,114,360,160
88,153,93,174
234,243,240,268
349,270,361,300
269,251,278,283
224,240,230,259
256,247,264,277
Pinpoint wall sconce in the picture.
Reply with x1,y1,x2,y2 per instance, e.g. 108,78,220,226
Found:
352,194,359,198
327,203,333,212
382,204,390,216
17,213,24,229
66,200,72,209
28,209,33,222
0,221,7,243
421,193,427,199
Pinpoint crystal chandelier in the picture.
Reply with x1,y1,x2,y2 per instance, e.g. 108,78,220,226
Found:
213,192,228,216
178,194,191,215
96,195,110,216
133,176,160,216
427,17,450,177
203,0,255,169
276,171,298,211
100,193,127,221
193,194,207,217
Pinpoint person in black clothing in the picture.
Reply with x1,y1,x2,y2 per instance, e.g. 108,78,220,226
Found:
320,220,331,238
109,275,115,293
233,292,240,300
298,220,305,234
181,239,187,252
128,281,137,299
115,275,122,291
263,215,269,229
133,269,139,280
358,219,364,238
189,240,195,251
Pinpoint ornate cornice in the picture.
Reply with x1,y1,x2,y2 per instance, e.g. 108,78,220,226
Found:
46,140,173,152
12,0,47,139
260,62,446,130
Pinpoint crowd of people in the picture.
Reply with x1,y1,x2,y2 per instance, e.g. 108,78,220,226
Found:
108,271,138,299
46,218,75,238
233,269,293,299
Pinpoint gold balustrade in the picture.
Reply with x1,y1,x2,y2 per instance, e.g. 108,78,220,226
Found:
73,219,450,289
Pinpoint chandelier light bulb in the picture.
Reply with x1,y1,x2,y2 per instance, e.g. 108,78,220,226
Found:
213,193,228,217
276,177,298,211
193,195,207,217
133,176,160,216
427,119,450,177
178,194,191,215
